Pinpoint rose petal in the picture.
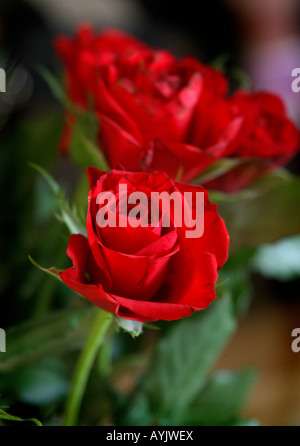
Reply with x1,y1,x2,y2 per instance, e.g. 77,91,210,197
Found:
175,181,229,268
59,234,116,313
98,113,144,170
112,252,218,322
147,139,216,182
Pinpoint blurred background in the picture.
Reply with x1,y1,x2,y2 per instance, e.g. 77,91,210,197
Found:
0,0,300,426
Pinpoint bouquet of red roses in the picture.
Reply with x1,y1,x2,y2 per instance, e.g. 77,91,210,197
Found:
1,25,299,428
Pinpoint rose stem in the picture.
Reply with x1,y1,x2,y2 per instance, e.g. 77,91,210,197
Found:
63,308,113,426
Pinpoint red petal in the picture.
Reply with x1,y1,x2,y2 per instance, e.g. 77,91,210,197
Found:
59,234,116,313
98,114,144,170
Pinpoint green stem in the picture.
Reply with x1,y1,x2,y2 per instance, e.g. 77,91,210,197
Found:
63,308,113,426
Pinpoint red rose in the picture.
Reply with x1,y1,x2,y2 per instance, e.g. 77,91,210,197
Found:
54,25,299,192
59,169,229,322
205,91,300,192
231,91,299,160
54,25,147,158
54,25,243,179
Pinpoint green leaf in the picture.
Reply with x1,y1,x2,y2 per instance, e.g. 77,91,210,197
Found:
70,123,110,172
28,162,61,196
218,170,300,252
180,369,256,426
175,166,184,182
11,358,69,407
192,158,251,186
211,54,251,90
230,419,260,426
219,269,253,317
28,255,63,283
208,189,256,204
121,393,153,426
39,66,109,171
0,407,42,426
218,248,256,316
57,204,87,236
29,163,87,236
126,296,236,425
211,53,231,72
38,65,75,113
0,306,94,372
230,66,252,91
252,235,300,281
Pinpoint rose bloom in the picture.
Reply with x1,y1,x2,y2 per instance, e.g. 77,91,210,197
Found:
59,169,229,322
205,91,300,191
54,26,299,191
54,26,243,181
